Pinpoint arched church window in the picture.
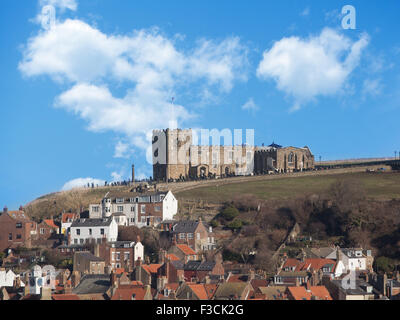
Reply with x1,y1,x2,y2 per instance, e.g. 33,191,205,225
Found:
288,152,294,163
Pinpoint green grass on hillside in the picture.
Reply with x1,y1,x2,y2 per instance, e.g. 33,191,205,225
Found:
175,172,400,203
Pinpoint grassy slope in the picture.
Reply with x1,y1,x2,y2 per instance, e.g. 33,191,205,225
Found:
175,172,400,203
23,170,400,221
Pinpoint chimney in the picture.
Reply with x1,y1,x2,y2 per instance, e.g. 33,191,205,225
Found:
132,164,135,183
383,273,388,297
3,206,7,213
306,280,311,292
336,246,342,261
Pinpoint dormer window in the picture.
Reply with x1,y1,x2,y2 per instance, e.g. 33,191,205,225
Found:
116,198,124,203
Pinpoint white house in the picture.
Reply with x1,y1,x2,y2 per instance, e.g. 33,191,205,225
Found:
70,218,118,245
0,269,24,288
61,212,78,235
89,190,178,228
334,248,372,278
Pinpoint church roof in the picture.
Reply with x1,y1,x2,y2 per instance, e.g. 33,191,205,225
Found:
269,142,282,149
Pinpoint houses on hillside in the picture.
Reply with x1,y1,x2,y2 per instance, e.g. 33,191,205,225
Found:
89,190,178,228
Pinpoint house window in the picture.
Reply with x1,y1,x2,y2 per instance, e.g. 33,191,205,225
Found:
40,228,45,234
188,233,194,239
197,233,200,240
112,252,115,262
141,205,146,214
124,252,130,261
89,229,92,236
16,223,22,229
179,233,185,239
74,239,78,244
131,206,135,212
130,218,135,223
116,198,124,203
8,233,12,240
101,229,105,235
117,206,124,212
155,206,161,212
16,234,22,240
116,252,120,261
93,206,99,213
80,239,84,244
76,229,80,236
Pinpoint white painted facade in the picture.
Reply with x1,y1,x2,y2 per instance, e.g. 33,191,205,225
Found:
89,190,178,228
134,242,144,262
0,270,22,288
70,218,118,245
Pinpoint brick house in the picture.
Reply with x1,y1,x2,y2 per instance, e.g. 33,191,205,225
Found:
73,252,105,275
157,259,185,290
167,244,198,263
171,219,216,251
36,219,59,240
183,261,224,283
0,208,37,252
134,259,162,288
94,240,144,272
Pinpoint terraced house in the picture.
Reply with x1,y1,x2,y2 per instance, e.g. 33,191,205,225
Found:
89,190,178,228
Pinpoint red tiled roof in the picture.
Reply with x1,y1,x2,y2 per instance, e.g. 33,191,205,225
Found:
111,285,149,300
44,219,59,229
283,258,336,272
299,259,336,272
176,244,196,256
250,279,269,291
204,284,218,299
283,258,301,269
62,213,77,223
166,254,180,261
142,264,162,274
187,284,208,300
52,294,80,300
288,286,332,300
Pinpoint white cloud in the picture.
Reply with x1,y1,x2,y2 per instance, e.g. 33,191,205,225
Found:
257,28,369,111
111,171,123,182
62,177,105,191
19,19,248,152
114,141,131,159
39,0,77,11
241,98,259,112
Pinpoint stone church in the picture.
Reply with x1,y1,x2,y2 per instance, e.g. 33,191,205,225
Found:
152,129,314,181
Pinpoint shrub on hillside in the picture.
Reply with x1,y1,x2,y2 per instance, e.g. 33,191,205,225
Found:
220,206,239,221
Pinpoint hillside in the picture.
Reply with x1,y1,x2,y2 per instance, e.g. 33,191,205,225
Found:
23,165,398,221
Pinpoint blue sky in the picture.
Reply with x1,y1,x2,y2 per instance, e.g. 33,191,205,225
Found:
1,0,400,209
